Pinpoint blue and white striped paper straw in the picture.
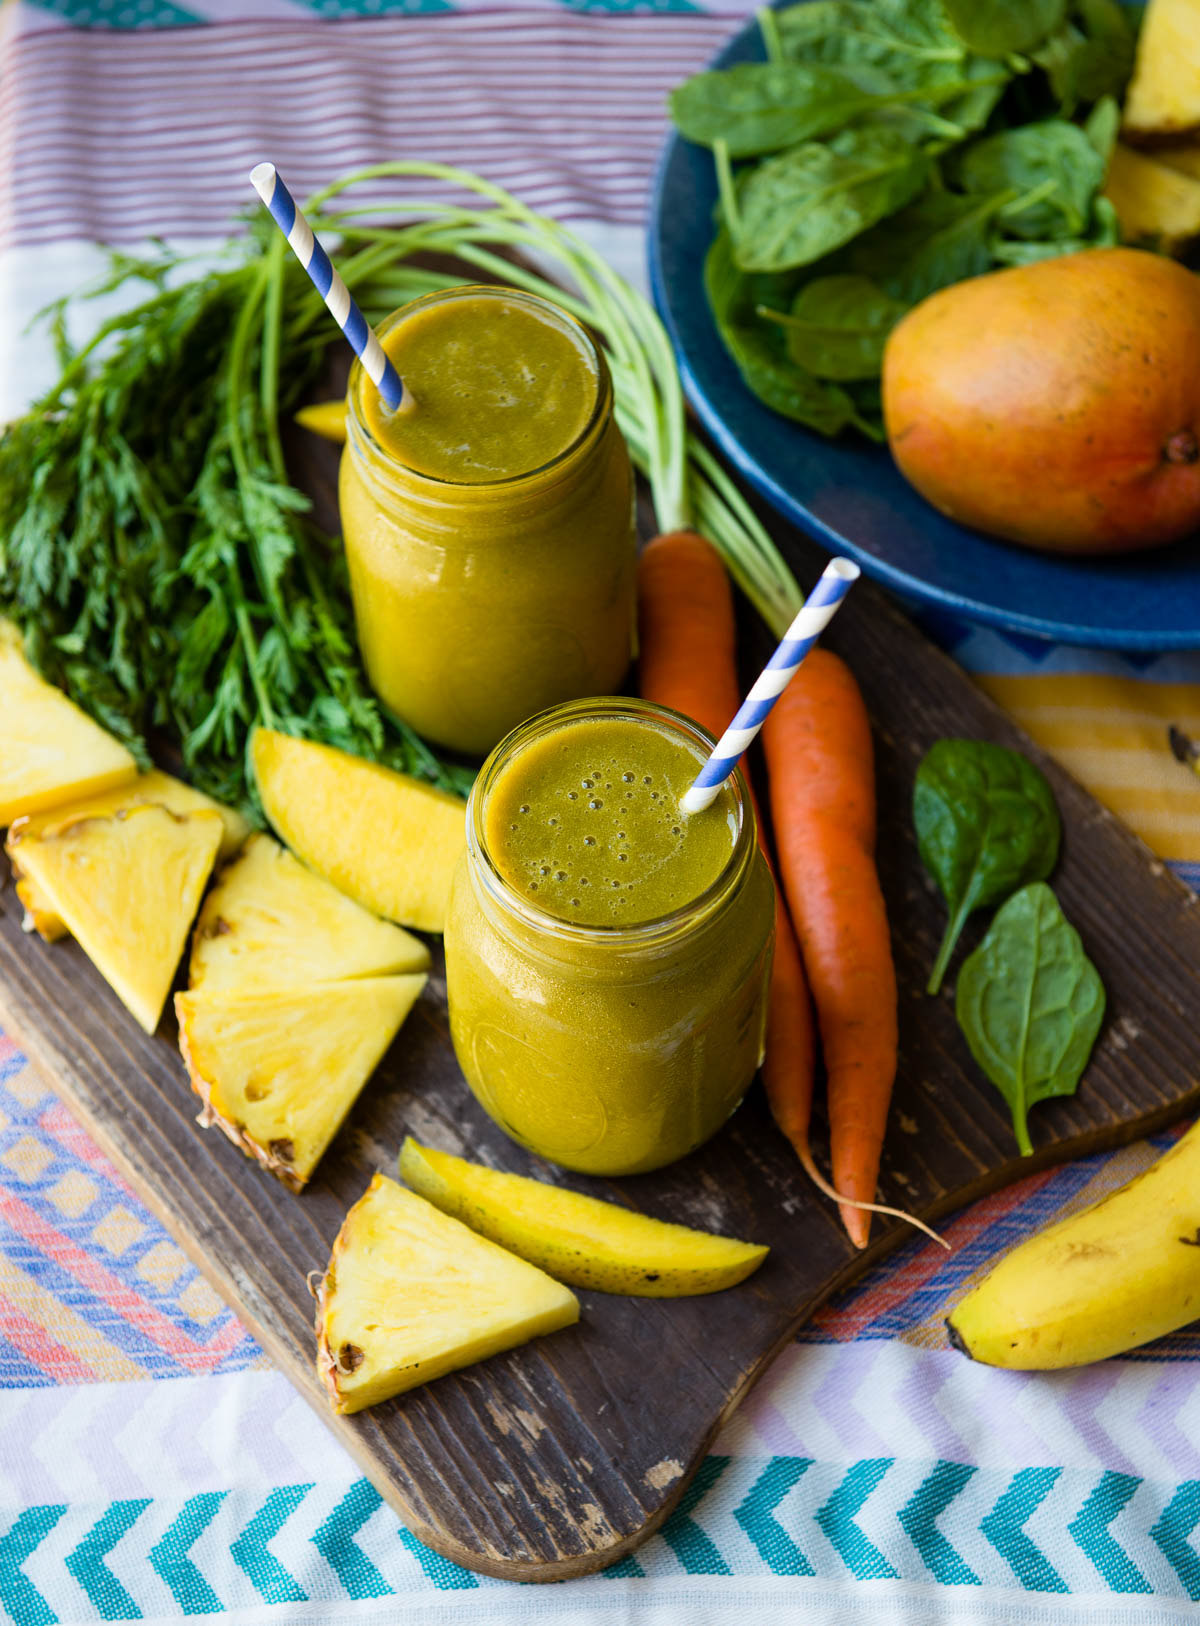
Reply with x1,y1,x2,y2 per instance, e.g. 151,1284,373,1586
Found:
250,162,405,412
681,557,861,814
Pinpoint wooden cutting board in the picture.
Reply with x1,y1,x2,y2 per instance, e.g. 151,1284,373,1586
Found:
3,515,1200,1584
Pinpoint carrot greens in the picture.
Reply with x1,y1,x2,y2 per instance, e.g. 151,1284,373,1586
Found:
0,163,806,815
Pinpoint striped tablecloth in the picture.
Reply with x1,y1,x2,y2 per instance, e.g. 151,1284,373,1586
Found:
2,4,1200,1620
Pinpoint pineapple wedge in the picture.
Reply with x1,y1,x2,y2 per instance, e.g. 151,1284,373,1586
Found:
0,623,137,826
1123,0,1200,139
399,1138,768,1297
1104,142,1200,251
9,769,250,941
251,728,466,933
176,976,426,1191
8,805,222,1032
190,833,429,991
316,1173,579,1413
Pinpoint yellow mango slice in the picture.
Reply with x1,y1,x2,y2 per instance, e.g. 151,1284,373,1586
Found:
176,974,425,1191
316,1173,579,1413
9,806,222,1032
294,400,348,443
190,833,429,991
251,728,466,933
398,1137,769,1296
0,623,137,825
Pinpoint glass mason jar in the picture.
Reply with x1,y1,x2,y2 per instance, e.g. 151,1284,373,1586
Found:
443,698,776,1176
339,286,637,758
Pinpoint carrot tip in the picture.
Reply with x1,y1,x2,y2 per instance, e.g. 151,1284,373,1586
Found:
793,1140,950,1251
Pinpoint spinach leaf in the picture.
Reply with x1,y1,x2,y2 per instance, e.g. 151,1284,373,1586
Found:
914,738,1061,994
705,231,877,436
1032,0,1135,114
846,189,1006,303
990,194,1120,263
1084,94,1120,161
774,0,1011,127
671,63,888,157
734,127,930,271
955,882,1105,1155
942,0,1066,57
956,119,1106,238
759,273,907,378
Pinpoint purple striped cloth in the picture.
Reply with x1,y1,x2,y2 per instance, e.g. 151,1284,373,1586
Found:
1,7,755,247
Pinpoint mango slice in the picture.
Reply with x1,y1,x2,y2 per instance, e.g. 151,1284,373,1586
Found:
0,623,137,826
9,806,222,1032
177,975,425,1191
190,833,429,991
9,768,250,941
316,1173,578,1413
398,1137,769,1296
294,400,348,443
251,728,467,933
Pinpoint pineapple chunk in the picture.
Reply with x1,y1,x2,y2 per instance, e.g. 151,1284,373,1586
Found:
190,833,429,991
0,622,137,826
1123,0,1200,139
1158,143,1200,179
176,976,426,1191
399,1138,769,1297
315,1173,579,1413
1104,142,1200,251
251,728,466,933
8,805,222,1032
8,769,250,941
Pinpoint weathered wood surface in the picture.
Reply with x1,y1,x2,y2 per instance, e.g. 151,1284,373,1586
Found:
3,509,1200,1582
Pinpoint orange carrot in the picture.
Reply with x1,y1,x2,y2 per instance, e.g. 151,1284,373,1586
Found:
763,652,896,1249
637,533,818,1187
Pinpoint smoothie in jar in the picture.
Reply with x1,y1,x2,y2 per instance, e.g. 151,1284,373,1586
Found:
339,287,636,757
444,698,776,1176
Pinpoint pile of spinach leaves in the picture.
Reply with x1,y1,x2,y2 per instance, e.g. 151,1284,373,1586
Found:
671,0,1137,440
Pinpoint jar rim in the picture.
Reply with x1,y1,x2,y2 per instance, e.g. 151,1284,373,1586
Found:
344,283,612,495
465,696,755,948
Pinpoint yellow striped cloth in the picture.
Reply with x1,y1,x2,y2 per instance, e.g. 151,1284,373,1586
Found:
937,618,1200,880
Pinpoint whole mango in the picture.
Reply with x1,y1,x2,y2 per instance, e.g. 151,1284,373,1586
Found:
882,248,1200,555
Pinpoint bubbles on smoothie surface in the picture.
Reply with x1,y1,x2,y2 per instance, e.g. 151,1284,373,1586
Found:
364,293,598,484
485,717,737,926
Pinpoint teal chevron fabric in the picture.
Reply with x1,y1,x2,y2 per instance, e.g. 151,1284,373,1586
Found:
2,2,1200,1620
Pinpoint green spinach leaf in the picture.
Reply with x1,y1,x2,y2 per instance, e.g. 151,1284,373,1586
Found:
990,194,1120,262
846,189,1006,303
774,0,1011,127
734,127,930,270
705,231,877,436
914,738,1061,994
671,63,888,157
942,0,1066,57
957,119,1106,238
955,882,1105,1154
759,273,907,378
1032,0,1135,113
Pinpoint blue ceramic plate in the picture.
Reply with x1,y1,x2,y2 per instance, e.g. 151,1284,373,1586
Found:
648,13,1200,651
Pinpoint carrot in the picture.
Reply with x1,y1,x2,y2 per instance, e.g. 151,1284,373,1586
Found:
763,652,897,1249
637,532,817,1188
641,538,944,1253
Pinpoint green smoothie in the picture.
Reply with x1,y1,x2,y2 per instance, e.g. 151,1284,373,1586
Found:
362,292,597,483
485,717,738,926
445,700,775,1176
340,286,636,757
